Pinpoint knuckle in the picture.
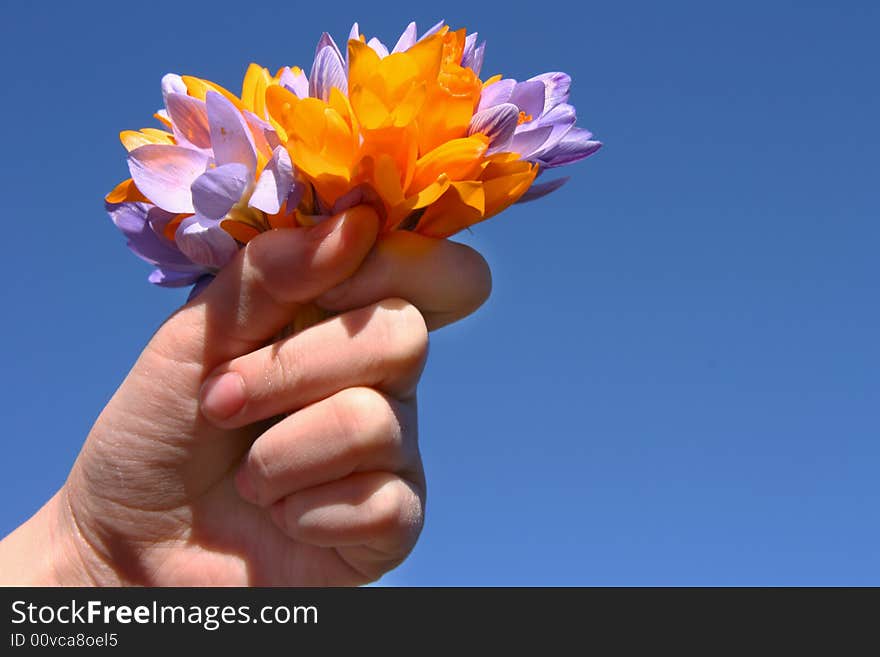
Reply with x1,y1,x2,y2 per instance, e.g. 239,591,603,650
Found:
243,230,316,305
270,341,301,392
460,247,492,310
369,478,424,545
333,388,402,457
246,441,276,504
374,299,429,368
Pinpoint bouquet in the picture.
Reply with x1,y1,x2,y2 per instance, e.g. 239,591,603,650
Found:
106,20,601,299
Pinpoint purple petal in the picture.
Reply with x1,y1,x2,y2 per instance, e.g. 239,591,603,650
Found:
108,202,193,267
536,102,578,129
279,67,309,98
528,72,571,112
515,177,570,203
165,93,211,149
206,91,257,170
250,147,294,214
187,274,215,300
310,45,347,101
161,73,187,107
286,181,305,211
508,125,554,159
529,104,579,160
478,79,516,111
509,80,546,119
314,32,345,67
419,19,445,41
127,144,209,214
348,22,360,41
392,22,417,53
175,215,239,269
367,37,389,58
468,103,520,152
461,33,478,65
191,163,251,220
463,40,486,76
538,129,603,167
243,110,278,154
150,267,205,288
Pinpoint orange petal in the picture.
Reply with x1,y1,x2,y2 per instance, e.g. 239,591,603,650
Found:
415,181,486,238
119,129,174,152
409,135,488,192
105,178,148,204
265,84,300,134
221,219,260,243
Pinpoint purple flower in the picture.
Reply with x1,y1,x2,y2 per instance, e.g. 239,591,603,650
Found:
469,72,602,201
111,75,299,295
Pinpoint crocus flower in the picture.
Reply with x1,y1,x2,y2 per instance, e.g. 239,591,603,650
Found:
107,20,601,293
266,25,537,238
470,73,602,202
107,74,300,291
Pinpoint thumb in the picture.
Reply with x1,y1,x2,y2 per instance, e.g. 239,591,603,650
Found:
148,206,380,372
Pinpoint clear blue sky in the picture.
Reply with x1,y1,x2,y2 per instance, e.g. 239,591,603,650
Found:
1,0,877,585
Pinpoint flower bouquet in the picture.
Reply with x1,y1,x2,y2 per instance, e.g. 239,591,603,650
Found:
106,20,601,300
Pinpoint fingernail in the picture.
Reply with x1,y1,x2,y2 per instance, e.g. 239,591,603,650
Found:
199,371,246,421
234,464,258,505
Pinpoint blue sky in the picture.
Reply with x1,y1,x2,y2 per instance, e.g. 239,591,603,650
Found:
1,0,878,584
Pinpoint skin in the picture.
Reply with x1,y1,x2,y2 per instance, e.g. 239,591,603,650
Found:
0,206,491,585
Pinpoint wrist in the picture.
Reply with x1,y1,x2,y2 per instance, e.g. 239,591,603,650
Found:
0,488,119,586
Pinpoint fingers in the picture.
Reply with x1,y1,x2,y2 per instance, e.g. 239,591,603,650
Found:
234,387,419,507
271,472,425,575
152,206,380,369
199,298,428,427
316,231,492,330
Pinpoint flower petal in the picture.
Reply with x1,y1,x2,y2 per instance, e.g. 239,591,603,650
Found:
191,163,251,220
149,266,205,288
243,110,279,154
468,103,520,152
161,73,187,106
249,146,294,214
367,37,389,58
108,202,194,267
310,44,348,101
206,91,257,170
175,214,239,269
478,78,516,111
538,129,602,167
508,125,554,159
279,66,309,98
529,103,578,159
529,72,571,111
419,19,445,41
515,176,570,203
314,32,345,68
509,80,546,118
127,144,209,213
165,93,211,149
462,36,485,76
461,32,477,65
392,21,417,53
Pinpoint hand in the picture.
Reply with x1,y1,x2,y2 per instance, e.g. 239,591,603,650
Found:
0,206,491,585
